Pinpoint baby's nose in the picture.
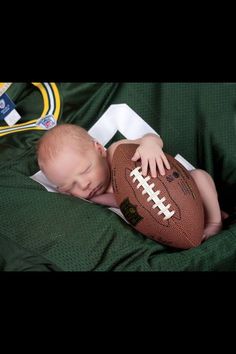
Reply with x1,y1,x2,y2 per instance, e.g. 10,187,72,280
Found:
80,181,90,191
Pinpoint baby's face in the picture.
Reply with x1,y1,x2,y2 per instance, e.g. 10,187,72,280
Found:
43,143,111,199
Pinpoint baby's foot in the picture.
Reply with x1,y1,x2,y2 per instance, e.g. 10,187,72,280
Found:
202,222,223,242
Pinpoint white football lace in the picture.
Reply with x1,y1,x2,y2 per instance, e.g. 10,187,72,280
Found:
130,166,175,220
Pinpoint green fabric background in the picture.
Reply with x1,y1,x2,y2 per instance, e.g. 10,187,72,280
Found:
1,83,236,271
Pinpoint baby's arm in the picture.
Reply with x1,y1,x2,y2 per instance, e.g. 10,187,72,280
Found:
190,169,222,240
90,193,118,208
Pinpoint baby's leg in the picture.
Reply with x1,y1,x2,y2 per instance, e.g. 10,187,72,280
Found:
190,169,222,241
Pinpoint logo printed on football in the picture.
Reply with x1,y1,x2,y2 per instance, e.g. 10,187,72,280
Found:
111,144,204,249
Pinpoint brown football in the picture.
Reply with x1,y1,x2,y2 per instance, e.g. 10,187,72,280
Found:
111,144,205,249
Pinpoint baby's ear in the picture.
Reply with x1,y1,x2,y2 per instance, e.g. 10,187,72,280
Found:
93,140,107,157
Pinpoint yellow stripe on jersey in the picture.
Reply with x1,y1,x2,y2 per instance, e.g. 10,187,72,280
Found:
0,82,61,137
0,82,12,96
32,82,50,118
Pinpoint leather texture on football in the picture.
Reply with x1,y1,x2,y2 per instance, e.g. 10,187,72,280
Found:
111,144,205,249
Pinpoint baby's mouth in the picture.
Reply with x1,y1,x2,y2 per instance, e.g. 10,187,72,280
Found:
89,185,102,198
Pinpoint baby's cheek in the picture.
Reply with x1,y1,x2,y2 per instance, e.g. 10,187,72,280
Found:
70,188,81,197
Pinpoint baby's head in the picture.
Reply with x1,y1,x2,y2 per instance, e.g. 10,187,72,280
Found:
37,124,111,199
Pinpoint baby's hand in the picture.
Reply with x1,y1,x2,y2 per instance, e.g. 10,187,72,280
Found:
131,135,170,178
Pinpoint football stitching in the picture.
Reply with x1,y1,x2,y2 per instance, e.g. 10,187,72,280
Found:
130,166,175,220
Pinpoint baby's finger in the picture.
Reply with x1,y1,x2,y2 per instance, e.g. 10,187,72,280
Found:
162,154,171,170
156,158,166,176
149,158,157,178
131,150,141,162
141,157,148,176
